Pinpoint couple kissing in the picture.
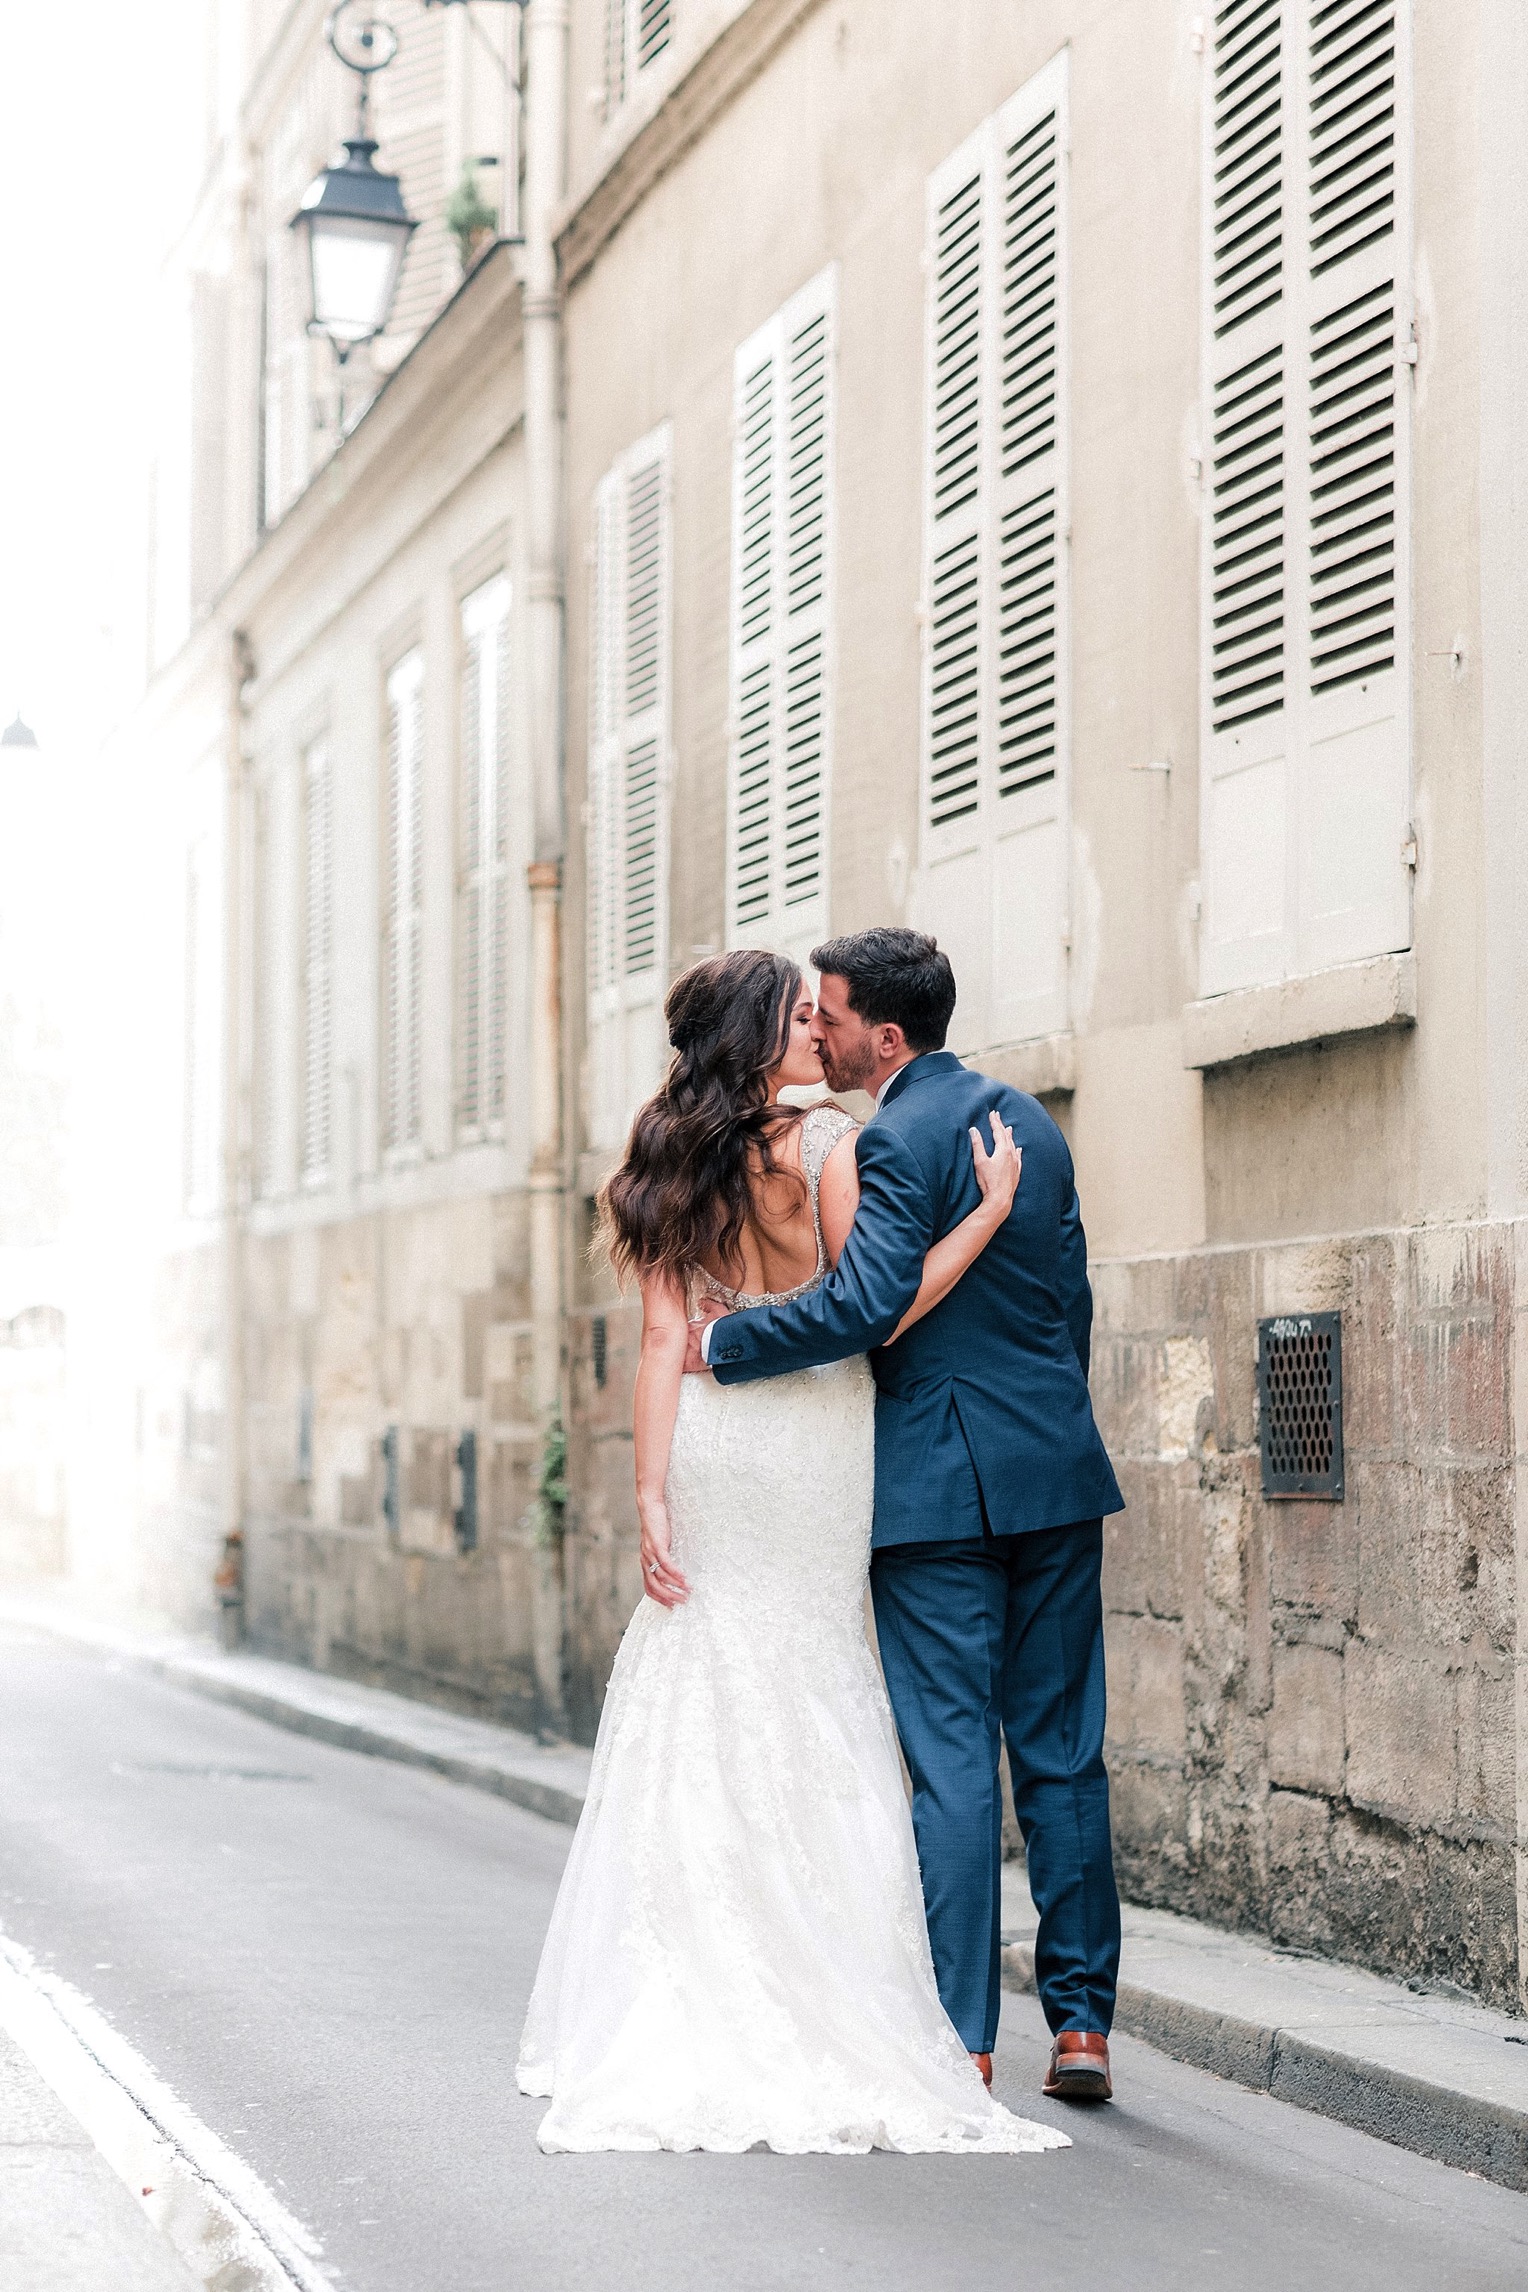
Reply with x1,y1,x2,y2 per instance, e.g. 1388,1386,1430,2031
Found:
519,926,1125,2156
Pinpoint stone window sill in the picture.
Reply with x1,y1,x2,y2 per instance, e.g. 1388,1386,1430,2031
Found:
1181,953,1416,1072
979,1031,1076,1098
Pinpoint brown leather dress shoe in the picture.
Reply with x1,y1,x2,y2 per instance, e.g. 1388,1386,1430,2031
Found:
970,2051,993,2090
1043,2030,1112,2102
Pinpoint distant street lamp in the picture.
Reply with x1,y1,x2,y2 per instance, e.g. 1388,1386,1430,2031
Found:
291,7,419,363
0,713,38,750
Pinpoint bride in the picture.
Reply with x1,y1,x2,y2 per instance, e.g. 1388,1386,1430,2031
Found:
518,949,1068,2157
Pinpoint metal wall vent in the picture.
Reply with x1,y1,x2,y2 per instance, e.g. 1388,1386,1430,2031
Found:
1257,1311,1344,1499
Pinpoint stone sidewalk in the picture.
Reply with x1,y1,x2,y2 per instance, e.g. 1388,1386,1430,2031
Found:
5,1589,1527,2196
0,2031,200,2292
1000,1878,1528,2191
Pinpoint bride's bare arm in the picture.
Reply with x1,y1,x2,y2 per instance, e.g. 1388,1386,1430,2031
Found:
634,1270,692,1607
885,1112,1021,1344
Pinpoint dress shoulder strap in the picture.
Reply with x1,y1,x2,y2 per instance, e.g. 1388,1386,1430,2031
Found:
799,1103,857,1202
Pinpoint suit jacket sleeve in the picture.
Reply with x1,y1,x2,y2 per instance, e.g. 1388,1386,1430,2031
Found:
707,1123,935,1384
1057,1144,1093,1378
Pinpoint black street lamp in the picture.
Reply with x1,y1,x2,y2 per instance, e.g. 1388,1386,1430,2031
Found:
291,7,419,363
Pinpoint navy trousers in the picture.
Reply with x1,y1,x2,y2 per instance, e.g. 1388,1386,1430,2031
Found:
869,1520,1120,2052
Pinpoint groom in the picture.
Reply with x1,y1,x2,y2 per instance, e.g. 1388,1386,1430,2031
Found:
687,927,1124,2102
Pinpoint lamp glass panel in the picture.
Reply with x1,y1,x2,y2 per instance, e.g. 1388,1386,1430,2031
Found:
307,218,408,345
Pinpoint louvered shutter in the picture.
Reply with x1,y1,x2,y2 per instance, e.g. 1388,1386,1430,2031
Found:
184,832,222,1219
604,0,628,116
1200,0,1410,995
606,0,671,114
726,269,835,964
382,650,425,1155
587,427,673,1151
254,777,279,1198
457,575,513,1141
301,738,333,1186
917,56,1070,1056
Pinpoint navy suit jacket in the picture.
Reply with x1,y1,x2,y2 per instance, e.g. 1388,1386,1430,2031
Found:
707,1051,1124,1547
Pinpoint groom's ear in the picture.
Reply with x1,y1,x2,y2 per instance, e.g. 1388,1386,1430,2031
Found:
876,1021,908,1061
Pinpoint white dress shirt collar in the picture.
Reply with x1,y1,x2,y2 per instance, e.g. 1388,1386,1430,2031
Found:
875,1059,918,1111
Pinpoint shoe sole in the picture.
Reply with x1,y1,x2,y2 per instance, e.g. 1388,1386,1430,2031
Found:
1043,2068,1112,2103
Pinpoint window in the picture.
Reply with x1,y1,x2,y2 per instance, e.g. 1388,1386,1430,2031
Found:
183,831,221,1218
1199,0,1411,995
917,54,1070,1055
457,576,512,1141
605,0,671,116
726,268,835,965
253,773,283,1199
587,426,672,1152
301,738,333,1186
381,650,425,1157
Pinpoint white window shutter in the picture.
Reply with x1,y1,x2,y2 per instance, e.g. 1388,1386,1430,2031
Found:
1200,0,1410,995
1297,0,1409,974
457,575,512,1141
726,268,835,965
604,0,628,117
382,649,425,1156
183,831,222,1219
917,55,1070,1055
254,778,277,1198
587,426,672,1152
637,0,671,72
301,738,333,1186
606,0,671,113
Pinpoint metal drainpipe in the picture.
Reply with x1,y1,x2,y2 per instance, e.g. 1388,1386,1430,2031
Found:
522,0,569,1731
221,629,256,1640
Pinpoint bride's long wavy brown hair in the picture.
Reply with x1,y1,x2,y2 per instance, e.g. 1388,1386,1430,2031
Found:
599,949,807,1286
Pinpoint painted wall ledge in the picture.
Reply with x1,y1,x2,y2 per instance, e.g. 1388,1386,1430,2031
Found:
980,1031,1077,1098
1181,952,1417,1072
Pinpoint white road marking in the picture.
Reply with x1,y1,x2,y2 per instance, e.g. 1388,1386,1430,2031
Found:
0,1927,332,2291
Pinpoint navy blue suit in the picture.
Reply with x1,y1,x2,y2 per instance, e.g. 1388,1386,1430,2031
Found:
708,1051,1124,2047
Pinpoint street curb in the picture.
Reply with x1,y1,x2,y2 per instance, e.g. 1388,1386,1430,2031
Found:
1001,1941,1528,2194
128,1658,590,1828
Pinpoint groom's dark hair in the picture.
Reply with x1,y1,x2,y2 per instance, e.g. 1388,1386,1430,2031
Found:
810,928,957,1053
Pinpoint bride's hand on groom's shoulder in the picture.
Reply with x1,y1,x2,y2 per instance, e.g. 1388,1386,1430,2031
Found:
970,1111,1021,1222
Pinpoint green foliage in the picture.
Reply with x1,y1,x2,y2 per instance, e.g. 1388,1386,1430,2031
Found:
446,164,498,269
532,1414,568,1549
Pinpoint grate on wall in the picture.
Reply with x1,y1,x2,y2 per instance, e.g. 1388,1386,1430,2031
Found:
1257,1311,1344,1499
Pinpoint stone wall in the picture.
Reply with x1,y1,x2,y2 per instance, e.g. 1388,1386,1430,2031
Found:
1093,1218,1521,2011
237,1191,554,1731
0,1314,67,1581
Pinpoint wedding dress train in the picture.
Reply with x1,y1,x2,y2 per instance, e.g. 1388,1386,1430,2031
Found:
517,1107,1067,2156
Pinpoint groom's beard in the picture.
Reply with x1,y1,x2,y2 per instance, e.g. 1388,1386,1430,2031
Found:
820,1037,876,1095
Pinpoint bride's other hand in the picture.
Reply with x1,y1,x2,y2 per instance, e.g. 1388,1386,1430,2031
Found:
682,1294,726,1375
639,1499,689,1607
970,1110,1021,1222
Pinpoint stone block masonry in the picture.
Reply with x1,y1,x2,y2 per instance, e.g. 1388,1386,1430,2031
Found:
1093,1220,1524,2013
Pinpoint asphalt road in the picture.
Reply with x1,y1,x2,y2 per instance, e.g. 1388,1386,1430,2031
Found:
2,1620,1527,2292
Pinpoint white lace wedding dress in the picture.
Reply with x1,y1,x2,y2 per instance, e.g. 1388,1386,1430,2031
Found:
518,1106,1067,2157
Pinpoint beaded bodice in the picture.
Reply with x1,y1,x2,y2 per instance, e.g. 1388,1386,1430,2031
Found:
695,1103,857,1311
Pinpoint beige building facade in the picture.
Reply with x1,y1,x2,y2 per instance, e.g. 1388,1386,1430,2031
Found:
118,0,1528,2011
